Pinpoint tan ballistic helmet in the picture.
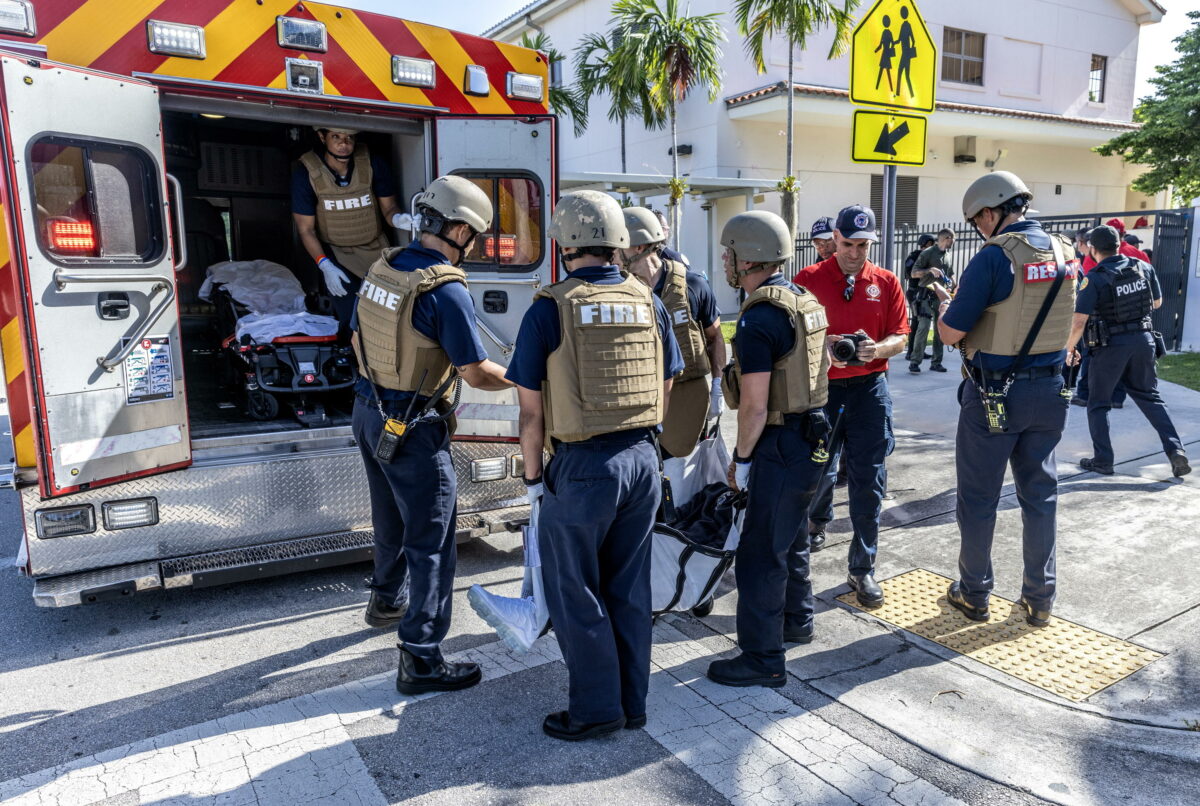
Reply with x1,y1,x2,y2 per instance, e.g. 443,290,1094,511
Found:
416,175,493,233
721,211,791,263
312,125,359,136
962,171,1033,220
622,207,666,247
549,190,629,249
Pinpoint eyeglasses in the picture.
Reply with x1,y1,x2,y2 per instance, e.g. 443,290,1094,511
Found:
843,275,856,302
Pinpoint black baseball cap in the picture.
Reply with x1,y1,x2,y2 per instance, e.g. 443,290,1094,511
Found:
918,233,936,247
835,204,878,242
811,216,835,240
1088,225,1121,252
1124,233,1143,246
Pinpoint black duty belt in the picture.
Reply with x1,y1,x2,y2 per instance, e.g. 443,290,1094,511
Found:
779,409,823,428
828,371,883,387
1105,320,1153,336
977,364,1063,382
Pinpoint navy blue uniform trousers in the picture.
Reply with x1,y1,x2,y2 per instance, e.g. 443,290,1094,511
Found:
540,432,660,725
1087,333,1183,467
808,373,892,575
955,375,1065,611
353,397,457,662
1075,343,1126,405
739,421,824,674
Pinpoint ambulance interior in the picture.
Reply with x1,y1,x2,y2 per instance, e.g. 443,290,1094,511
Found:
160,105,428,440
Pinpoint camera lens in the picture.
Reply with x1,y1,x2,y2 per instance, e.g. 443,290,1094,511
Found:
831,338,858,362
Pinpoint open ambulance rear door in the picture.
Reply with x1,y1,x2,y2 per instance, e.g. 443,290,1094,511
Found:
433,115,555,440
0,54,188,499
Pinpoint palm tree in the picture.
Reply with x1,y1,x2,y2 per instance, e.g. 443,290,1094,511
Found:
734,0,858,247
520,31,589,137
609,0,724,248
574,30,666,175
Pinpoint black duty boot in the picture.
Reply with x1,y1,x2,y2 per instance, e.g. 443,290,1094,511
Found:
396,647,481,695
946,581,989,622
542,711,624,741
1169,451,1191,478
847,573,884,608
809,530,826,553
1018,597,1052,628
364,591,407,629
707,654,787,688
1079,457,1114,475
624,714,648,730
908,363,921,374
783,616,814,645
930,364,947,373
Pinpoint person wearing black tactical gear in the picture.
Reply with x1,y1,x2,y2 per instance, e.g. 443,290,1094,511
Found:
903,233,936,362
1068,225,1189,478
705,210,832,689
909,229,956,373
351,174,512,695
935,172,1078,629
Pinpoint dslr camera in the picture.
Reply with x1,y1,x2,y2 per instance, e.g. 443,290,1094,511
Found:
830,333,869,366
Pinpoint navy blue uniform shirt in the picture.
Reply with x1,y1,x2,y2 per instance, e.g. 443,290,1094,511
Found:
1075,254,1157,346
660,245,690,268
653,266,719,329
942,220,1065,372
352,245,488,402
291,152,397,217
507,265,685,390
735,273,799,374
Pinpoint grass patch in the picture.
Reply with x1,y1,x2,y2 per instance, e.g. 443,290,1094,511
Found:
720,321,736,343
1158,351,1200,392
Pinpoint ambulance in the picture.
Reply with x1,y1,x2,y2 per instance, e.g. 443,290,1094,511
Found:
0,0,555,605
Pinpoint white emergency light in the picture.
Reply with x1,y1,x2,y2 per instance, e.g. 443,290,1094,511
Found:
146,20,206,59
470,457,508,483
506,72,544,102
0,0,35,37
463,64,490,97
277,16,327,52
392,55,436,89
35,505,95,539
102,498,160,531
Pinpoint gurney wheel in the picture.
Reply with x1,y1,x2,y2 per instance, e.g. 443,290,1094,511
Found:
246,389,279,421
691,599,714,618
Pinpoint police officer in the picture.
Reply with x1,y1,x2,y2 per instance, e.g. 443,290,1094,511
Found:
1069,224,1189,477
506,190,683,740
620,207,726,465
292,126,407,329
352,175,512,694
706,210,831,688
934,172,1076,628
903,233,937,362
909,228,955,373
796,205,909,607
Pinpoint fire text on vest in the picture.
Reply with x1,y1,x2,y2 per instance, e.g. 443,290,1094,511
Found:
324,193,373,211
577,302,652,326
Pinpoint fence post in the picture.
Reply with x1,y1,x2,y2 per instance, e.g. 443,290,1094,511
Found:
1181,199,1200,352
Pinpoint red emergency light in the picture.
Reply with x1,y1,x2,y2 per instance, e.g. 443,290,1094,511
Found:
481,234,517,261
47,220,96,254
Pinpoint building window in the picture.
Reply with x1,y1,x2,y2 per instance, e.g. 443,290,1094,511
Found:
1089,55,1107,103
942,28,984,86
870,174,920,228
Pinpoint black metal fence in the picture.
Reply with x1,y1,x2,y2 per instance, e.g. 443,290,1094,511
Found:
794,208,1194,350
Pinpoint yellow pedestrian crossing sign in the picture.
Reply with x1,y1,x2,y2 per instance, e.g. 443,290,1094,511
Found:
852,110,928,166
850,0,936,113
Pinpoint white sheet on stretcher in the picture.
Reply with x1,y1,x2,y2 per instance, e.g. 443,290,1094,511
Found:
199,259,338,343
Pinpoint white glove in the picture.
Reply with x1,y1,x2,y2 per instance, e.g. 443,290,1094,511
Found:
318,258,350,297
525,479,544,506
734,461,751,491
709,376,725,419
391,212,422,232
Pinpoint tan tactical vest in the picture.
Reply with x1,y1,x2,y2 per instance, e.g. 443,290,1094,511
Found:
659,260,710,383
352,248,466,395
723,282,830,425
962,232,1078,359
300,145,382,247
537,275,664,444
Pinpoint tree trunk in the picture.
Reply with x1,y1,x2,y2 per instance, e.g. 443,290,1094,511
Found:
620,115,627,174
670,103,680,250
784,44,797,272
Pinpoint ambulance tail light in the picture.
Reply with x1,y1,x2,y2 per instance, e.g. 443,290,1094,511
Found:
506,72,544,102
102,498,159,531
35,505,95,539
392,56,436,89
482,234,517,261
0,0,35,37
47,220,97,255
146,20,206,59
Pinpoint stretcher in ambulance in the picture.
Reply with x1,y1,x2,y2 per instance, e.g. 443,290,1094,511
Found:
0,1,555,606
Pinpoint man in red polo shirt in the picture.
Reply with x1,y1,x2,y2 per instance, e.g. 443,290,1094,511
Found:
1082,218,1150,272
794,205,909,608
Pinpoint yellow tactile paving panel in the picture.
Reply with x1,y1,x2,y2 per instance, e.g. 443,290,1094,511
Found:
836,569,1163,702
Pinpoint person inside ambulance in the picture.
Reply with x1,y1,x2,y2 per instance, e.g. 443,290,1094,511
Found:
351,174,512,696
619,206,726,475
292,126,406,331
504,190,683,740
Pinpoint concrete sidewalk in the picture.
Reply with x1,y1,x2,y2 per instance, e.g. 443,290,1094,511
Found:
706,350,1200,806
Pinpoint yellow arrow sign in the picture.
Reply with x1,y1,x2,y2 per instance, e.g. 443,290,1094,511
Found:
850,0,936,113
852,110,928,166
